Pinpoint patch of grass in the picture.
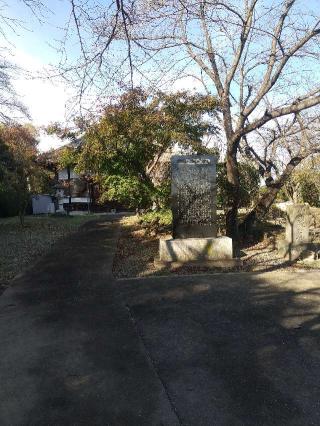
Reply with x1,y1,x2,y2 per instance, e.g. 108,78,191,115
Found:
139,209,173,227
0,214,94,293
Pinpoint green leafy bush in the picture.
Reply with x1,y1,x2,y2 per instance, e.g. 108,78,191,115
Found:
300,179,320,207
101,175,153,209
153,180,171,209
0,185,20,217
139,209,172,226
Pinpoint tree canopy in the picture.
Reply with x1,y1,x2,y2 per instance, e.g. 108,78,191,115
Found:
74,88,219,208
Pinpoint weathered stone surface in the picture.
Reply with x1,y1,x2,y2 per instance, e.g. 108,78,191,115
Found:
278,204,311,261
171,155,217,238
154,258,242,269
159,236,232,262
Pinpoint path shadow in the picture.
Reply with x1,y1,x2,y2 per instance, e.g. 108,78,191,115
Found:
119,271,320,425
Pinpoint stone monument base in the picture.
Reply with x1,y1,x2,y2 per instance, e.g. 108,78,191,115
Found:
154,258,242,269
159,236,233,263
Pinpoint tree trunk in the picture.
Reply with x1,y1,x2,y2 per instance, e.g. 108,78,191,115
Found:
240,156,305,233
225,145,241,257
239,185,280,233
19,211,25,227
67,165,71,215
19,199,27,227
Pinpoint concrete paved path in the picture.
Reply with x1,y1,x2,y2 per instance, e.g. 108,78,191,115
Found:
0,218,179,426
117,270,320,426
1,217,320,425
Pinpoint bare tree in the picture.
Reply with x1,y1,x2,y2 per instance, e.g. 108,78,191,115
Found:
0,0,46,123
0,58,29,123
240,112,320,231
61,0,320,253
55,0,136,115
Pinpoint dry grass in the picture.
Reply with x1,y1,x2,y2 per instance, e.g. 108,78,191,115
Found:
0,215,93,293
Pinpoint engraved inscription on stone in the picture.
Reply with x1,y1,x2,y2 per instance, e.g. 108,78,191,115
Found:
171,155,217,239
177,167,213,224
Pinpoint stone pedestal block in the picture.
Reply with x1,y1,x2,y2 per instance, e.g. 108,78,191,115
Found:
159,236,233,263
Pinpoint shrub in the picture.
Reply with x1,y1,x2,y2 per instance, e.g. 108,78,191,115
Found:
100,175,153,209
153,180,171,209
0,186,20,217
139,209,172,227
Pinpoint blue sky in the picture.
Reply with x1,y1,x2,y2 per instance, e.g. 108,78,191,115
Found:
6,0,70,63
1,1,75,150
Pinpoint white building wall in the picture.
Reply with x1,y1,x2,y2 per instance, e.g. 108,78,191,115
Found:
58,168,80,180
32,195,53,214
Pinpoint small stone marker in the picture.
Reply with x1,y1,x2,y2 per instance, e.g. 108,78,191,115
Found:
279,204,311,260
171,155,217,238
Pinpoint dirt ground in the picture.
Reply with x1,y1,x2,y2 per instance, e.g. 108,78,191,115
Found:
113,214,320,279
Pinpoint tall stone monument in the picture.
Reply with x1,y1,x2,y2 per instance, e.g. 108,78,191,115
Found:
159,155,233,263
172,155,217,238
